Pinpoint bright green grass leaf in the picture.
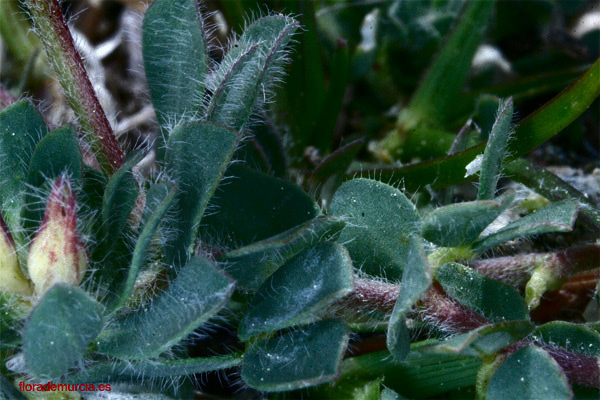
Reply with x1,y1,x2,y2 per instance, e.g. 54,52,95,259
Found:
68,353,243,383
420,321,534,358
387,237,431,360
477,97,514,200
473,199,578,252
396,0,496,130
142,0,205,130
238,243,354,340
200,164,319,249
0,100,48,241
353,59,600,191
505,158,600,233
221,216,345,290
340,349,481,398
97,256,234,359
242,319,349,391
486,346,572,400
108,184,177,314
421,191,514,247
23,284,104,379
329,178,420,280
436,263,528,322
207,15,298,131
164,122,238,266
532,321,600,357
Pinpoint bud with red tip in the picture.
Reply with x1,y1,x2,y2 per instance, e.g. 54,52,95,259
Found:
27,177,88,297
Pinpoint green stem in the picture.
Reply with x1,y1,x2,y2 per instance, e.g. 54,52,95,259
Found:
23,0,123,175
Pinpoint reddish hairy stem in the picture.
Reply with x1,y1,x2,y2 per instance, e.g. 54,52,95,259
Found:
471,244,600,288
346,278,399,314
345,278,599,388
418,283,490,333
544,347,600,389
25,0,123,174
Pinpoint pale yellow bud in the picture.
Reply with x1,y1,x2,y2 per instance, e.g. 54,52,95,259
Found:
0,215,32,296
28,177,88,297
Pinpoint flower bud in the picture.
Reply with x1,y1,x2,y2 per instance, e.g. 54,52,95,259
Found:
28,177,88,296
0,215,32,296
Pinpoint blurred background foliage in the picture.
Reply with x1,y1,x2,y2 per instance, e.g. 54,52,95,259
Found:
1,0,598,180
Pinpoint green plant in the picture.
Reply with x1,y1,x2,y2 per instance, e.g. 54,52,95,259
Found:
1,0,599,399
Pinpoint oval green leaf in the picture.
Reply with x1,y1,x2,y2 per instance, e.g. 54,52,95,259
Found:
436,263,528,322
238,242,354,340
486,346,572,400
330,178,420,280
242,319,349,391
24,284,104,379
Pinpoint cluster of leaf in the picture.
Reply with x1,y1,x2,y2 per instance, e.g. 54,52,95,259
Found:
1,0,599,399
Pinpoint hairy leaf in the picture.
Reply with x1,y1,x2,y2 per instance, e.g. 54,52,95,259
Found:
340,350,481,398
68,353,243,383
24,125,82,231
473,200,578,252
387,237,431,360
532,321,600,357
238,243,354,340
420,321,534,358
207,15,299,130
477,98,514,200
27,125,81,188
142,0,206,130
505,158,600,233
97,256,234,359
330,178,420,280
164,122,238,267
108,184,177,313
200,164,319,249
421,191,514,247
242,319,349,391
436,263,528,322
486,346,572,400
24,284,104,379
0,100,48,240
221,216,345,289
102,152,143,246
